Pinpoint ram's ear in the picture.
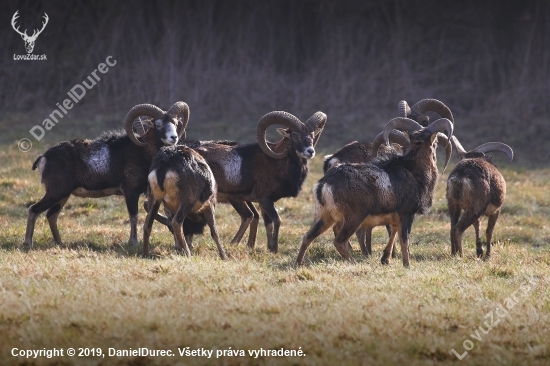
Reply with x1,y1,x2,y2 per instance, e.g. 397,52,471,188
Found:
430,133,438,145
277,128,292,138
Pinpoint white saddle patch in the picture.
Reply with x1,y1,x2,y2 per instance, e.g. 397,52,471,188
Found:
372,169,393,199
86,145,110,175
222,151,242,186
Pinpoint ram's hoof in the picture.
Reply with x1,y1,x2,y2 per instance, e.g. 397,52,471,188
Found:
22,241,33,251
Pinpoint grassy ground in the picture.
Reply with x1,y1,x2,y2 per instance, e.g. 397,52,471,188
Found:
0,132,549,365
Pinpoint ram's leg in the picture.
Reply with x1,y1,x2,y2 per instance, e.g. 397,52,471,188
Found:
355,228,365,254
296,216,335,265
261,207,273,245
229,199,254,245
259,200,281,253
357,227,372,257
123,190,141,246
454,209,481,258
474,218,483,258
450,226,463,257
46,196,70,246
448,201,462,256
184,232,194,251
245,202,260,248
202,204,227,260
182,217,207,251
398,216,415,267
333,222,352,252
386,225,399,258
333,220,362,262
332,222,341,237
485,210,500,260
381,224,399,264
172,203,194,257
144,200,173,232
24,191,72,248
142,199,161,258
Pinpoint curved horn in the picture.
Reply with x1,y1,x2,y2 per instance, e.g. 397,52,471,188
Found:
166,101,188,119
124,104,165,146
450,135,467,161
436,133,452,172
473,142,514,162
132,117,148,136
382,117,423,146
426,118,453,140
167,101,190,139
256,111,305,159
398,100,411,118
372,130,410,156
411,98,454,123
304,111,327,147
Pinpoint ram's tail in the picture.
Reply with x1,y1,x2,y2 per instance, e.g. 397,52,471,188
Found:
32,155,45,171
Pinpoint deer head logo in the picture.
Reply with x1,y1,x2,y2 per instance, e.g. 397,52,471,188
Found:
11,11,49,54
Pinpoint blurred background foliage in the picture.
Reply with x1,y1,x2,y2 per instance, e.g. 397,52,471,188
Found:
1,0,549,164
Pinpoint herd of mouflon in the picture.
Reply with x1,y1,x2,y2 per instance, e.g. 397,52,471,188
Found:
24,99,513,267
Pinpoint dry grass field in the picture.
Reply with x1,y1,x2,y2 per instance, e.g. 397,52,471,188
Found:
3,0,550,365
1,134,549,366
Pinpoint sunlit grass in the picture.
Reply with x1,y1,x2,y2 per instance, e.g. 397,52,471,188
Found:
0,141,549,365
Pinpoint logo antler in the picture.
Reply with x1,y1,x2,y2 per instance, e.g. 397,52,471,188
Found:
11,11,49,54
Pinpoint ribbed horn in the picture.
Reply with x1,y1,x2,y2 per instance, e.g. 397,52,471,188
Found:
372,130,410,157
132,117,147,136
124,104,165,146
382,117,423,146
166,102,190,139
256,111,305,159
411,98,454,123
426,118,453,140
436,133,452,172
304,111,327,147
473,142,514,162
450,136,467,161
398,100,411,118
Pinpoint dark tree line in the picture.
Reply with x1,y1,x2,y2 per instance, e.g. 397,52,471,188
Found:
2,0,549,161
